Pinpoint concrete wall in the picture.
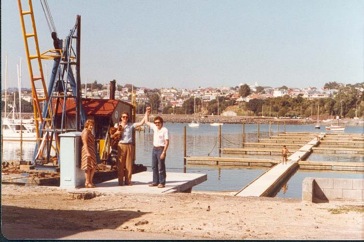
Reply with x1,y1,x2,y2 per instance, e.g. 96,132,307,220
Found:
302,177,364,203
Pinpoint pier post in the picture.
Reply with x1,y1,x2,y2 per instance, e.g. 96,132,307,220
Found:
218,125,222,157
269,122,272,137
277,122,279,134
19,117,24,161
284,121,286,132
184,126,187,173
242,123,245,147
257,123,260,142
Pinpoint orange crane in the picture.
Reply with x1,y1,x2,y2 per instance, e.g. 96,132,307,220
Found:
18,0,85,165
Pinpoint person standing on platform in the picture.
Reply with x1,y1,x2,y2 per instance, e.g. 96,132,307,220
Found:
282,145,289,164
145,108,169,188
111,110,149,186
81,119,97,188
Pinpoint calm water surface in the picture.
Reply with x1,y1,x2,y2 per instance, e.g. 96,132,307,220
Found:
2,123,363,199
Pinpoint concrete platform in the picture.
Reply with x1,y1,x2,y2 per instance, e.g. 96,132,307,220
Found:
64,171,207,195
235,134,324,197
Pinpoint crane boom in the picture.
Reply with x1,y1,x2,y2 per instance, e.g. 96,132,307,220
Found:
18,0,85,165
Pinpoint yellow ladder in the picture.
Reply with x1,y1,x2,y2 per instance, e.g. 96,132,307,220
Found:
17,0,63,140
18,0,49,139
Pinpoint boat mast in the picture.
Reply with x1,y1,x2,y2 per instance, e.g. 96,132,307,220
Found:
17,58,23,161
17,58,22,120
4,55,8,118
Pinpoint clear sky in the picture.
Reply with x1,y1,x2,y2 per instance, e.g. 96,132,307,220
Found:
2,0,364,90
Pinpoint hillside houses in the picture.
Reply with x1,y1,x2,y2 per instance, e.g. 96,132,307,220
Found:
0,83,342,112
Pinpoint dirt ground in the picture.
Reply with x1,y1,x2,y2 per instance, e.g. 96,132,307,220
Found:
1,184,363,240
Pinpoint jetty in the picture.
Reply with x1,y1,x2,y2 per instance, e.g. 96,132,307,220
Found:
234,133,325,197
186,131,364,197
65,172,207,195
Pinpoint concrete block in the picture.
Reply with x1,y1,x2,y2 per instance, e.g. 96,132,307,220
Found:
322,188,343,199
315,178,334,189
19,165,31,172
342,189,363,201
333,179,353,189
302,191,313,202
302,177,314,192
352,179,364,189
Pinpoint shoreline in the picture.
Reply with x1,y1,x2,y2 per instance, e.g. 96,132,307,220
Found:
2,184,363,240
138,114,364,126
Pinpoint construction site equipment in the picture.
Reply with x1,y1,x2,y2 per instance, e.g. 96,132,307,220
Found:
18,0,85,165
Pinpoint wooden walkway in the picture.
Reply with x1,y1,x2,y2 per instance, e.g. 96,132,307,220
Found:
185,157,364,172
312,147,364,154
184,132,363,197
186,156,279,167
299,161,364,172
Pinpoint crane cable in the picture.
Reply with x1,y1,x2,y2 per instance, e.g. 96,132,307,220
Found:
40,0,57,34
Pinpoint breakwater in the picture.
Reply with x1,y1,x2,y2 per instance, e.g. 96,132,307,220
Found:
138,114,315,125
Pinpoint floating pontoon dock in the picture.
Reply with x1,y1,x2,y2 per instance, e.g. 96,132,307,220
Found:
234,133,325,197
186,131,364,197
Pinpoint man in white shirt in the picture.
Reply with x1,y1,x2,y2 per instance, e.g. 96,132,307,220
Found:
145,110,169,188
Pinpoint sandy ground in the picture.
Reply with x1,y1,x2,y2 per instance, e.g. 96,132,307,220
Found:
1,184,363,240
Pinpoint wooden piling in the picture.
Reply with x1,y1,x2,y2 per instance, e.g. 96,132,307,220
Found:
184,125,187,173
218,125,222,157
242,123,245,147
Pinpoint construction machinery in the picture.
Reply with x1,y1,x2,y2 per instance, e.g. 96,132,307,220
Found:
18,0,85,165
17,0,138,170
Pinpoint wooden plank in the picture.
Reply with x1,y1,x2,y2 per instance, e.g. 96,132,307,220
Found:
313,147,364,154
268,137,313,140
242,143,302,148
299,161,364,172
258,139,307,144
319,141,364,148
300,160,364,167
185,158,364,171
185,156,279,166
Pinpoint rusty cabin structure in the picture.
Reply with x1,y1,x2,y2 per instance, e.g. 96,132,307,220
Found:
54,97,135,163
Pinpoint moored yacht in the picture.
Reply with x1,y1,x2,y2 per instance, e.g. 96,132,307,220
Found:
210,122,223,126
188,121,200,128
325,124,345,132
2,117,37,141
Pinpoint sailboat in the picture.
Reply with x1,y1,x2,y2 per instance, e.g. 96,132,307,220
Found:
210,96,223,126
188,120,200,128
325,123,345,132
210,122,223,126
315,104,320,129
2,117,36,141
2,59,36,142
325,116,345,132
188,97,200,128
2,93,37,142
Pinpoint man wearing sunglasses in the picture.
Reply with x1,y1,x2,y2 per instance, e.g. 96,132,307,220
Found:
145,107,169,188
111,109,149,186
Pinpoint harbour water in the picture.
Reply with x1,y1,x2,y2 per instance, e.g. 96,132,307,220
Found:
2,123,363,199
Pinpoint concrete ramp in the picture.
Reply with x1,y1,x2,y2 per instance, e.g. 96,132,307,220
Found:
235,162,298,197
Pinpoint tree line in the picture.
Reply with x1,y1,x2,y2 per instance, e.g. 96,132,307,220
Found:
2,81,363,119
